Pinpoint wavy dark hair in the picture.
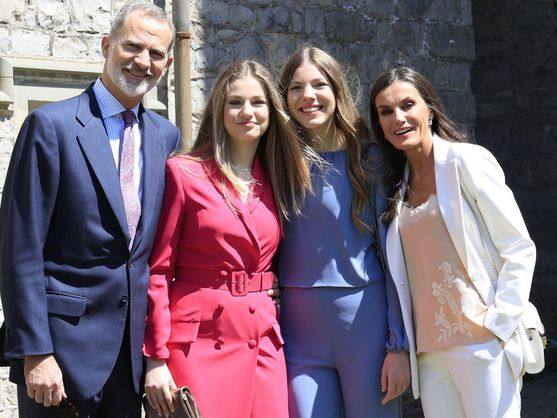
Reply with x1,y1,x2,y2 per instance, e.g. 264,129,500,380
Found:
280,46,371,233
368,66,467,220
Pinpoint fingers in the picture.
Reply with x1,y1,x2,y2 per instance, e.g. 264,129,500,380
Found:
381,375,408,405
27,380,65,407
380,361,388,393
51,386,63,407
145,388,168,417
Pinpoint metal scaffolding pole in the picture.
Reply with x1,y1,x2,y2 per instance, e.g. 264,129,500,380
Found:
172,0,192,150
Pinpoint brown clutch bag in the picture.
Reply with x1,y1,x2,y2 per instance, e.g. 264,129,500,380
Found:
143,387,201,418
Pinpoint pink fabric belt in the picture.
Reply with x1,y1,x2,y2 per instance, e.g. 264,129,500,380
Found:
176,267,275,297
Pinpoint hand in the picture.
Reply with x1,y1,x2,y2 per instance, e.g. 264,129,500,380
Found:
381,351,410,405
144,358,177,417
266,273,281,306
24,354,66,407
266,288,281,306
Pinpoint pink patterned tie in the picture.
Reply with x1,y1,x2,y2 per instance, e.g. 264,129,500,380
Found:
120,110,141,248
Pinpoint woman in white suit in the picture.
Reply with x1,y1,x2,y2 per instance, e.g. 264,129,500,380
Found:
368,67,536,418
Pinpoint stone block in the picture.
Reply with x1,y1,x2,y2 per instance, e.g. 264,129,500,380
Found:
256,7,291,33
0,381,17,410
0,28,11,55
509,122,556,156
0,0,25,24
193,46,233,75
259,34,298,72
394,0,436,19
425,22,475,60
200,2,254,31
242,0,273,6
216,30,239,41
390,19,425,57
304,7,324,36
52,36,87,59
232,36,264,62
333,0,393,16
11,29,51,57
69,0,111,34
87,35,104,62
296,0,335,7
37,0,71,31
437,89,475,124
514,87,557,112
191,76,215,116
291,11,303,33
429,0,472,25
324,10,376,42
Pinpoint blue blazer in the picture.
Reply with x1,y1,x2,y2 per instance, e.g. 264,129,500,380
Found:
0,85,180,400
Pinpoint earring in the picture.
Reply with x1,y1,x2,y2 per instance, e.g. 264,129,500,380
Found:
428,115,433,126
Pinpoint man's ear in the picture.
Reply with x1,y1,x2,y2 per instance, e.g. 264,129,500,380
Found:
101,35,111,59
163,56,174,73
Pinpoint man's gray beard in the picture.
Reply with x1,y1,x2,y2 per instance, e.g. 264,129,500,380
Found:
107,60,157,98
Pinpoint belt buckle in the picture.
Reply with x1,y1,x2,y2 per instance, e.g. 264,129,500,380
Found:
230,271,249,296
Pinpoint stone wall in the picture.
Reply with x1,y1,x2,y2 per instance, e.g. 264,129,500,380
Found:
471,0,557,352
189,0,475,134
0,0,475,415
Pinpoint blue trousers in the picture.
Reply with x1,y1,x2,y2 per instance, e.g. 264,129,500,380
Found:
281,280,401,418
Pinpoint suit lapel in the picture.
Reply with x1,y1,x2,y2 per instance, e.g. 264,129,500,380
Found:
75,88,131,244
131,107,165,252
204,158,262,257
433,136,470,272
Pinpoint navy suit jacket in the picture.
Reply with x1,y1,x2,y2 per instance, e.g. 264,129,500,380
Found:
0,85,180,400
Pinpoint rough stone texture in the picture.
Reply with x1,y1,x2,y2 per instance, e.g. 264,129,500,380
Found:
471,0,557,348
0,0,25,25
189,0,476,135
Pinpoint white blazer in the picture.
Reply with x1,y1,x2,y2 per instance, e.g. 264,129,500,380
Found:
386,135,536,399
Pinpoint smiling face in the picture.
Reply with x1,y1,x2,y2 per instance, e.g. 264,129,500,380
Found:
286,62,336,138
101,10,173,108
223,76,270,149
374,80,433,152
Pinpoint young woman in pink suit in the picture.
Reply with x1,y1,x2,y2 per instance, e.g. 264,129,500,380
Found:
370,67,535,417
142,60,315,418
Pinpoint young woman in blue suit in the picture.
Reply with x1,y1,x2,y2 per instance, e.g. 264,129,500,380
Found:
278,47,410,418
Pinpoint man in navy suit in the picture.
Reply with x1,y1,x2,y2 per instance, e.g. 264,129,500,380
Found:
0,1,180,416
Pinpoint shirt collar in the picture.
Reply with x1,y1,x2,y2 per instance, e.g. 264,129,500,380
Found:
92,77,140,121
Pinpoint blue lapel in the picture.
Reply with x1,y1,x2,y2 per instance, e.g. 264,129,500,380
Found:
131,107,165,252
75,87,131,245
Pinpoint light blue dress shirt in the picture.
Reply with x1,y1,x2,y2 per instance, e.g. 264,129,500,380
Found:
92,77,143,200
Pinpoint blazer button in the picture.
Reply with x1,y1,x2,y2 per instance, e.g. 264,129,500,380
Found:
249,304,256,314
127,260,132,268
120,295,128,304
248,339,256,349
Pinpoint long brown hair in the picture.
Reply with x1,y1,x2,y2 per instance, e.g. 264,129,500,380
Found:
280,47,371,233
185,60,314,222
368,66,467,220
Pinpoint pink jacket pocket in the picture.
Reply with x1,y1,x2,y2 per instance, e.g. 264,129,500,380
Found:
169,321,201,344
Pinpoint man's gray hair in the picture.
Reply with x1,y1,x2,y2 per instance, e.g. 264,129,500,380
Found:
110,0,176,51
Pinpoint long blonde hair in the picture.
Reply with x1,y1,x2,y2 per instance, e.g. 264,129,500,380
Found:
187,60,314,222
280,47,371,233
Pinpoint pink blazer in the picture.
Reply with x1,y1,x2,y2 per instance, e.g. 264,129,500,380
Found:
143,155,280,359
